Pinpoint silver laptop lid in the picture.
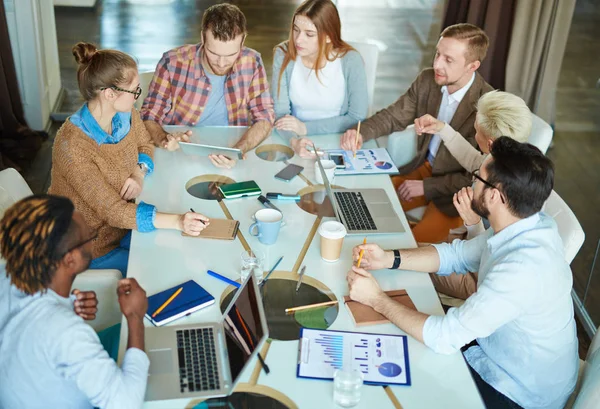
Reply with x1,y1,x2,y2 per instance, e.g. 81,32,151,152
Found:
314,145,343,221
220,274,269,389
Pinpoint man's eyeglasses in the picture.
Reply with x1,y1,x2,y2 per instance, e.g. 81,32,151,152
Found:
100,85,142,100
472,169,506,204
55,230,98,260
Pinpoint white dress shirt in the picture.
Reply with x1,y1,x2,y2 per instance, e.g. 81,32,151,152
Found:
424,213,579,409
427,73,476,163
0,269,150,409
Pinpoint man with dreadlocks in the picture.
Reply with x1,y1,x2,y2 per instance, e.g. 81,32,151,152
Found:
0,194,149,408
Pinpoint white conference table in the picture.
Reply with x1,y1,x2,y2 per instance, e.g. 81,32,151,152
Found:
118,127,485,409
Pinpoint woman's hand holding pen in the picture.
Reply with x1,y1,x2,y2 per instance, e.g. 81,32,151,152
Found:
179,208,209,236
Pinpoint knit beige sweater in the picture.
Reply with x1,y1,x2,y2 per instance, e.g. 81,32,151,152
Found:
49,109,154,259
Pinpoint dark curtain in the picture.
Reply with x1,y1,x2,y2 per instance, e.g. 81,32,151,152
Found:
442,0,516,90
0,0,46,172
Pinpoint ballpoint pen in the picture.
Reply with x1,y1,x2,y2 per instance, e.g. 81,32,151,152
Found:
295,265,306,293
152,287,183,317
260,256,284,287
207,270,241,288
189,208,206,225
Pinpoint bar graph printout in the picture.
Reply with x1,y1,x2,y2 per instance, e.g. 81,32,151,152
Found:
297,328,411,386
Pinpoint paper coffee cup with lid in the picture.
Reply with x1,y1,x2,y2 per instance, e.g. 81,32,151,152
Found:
318,221,347,262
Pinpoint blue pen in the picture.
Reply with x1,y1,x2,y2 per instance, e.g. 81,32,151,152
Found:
207,270,241,288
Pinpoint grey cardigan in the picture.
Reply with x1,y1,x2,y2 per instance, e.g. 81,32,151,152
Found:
272,43,368,135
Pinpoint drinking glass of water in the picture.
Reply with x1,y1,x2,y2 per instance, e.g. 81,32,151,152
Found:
333,368,363,407
240,250,265,284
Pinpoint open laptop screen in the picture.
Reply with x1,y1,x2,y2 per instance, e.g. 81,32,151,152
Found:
222,276,265,382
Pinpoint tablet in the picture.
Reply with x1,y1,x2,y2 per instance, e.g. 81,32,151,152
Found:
179,141,244,159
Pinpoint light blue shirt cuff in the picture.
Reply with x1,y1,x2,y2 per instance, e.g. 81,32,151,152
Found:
137,153,154,176
431,243,454,276
136,202,156,232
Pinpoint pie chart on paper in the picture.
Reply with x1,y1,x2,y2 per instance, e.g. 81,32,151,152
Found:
375,161,393,170
377,362,402,377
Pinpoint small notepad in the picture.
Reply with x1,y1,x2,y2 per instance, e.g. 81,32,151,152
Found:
182,218,239,240
344,290,416,327
145,280,215,327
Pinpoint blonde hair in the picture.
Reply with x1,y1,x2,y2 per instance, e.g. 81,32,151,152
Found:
440,23,489,63
476,90,532,142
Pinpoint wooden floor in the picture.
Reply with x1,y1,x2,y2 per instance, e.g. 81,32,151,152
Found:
25,0,598,356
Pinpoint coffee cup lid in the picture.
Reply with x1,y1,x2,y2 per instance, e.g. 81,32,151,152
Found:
318,221,347,239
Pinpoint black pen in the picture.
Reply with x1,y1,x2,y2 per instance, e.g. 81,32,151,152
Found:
189,208,206,225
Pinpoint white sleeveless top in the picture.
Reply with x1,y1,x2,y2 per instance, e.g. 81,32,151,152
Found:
289,57,345,122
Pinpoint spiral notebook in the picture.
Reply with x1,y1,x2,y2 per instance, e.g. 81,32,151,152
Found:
145,280,215,327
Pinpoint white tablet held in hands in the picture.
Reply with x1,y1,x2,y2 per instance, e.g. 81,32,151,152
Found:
179,142,244,159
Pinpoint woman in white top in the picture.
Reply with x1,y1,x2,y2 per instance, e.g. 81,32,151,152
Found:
273,0,368,156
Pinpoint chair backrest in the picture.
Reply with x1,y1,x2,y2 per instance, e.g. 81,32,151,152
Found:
72,269,123,332
542,190,585,264
528,113,553,154
571,326,600,409
134,70,155,111
348,41,379,114
378,125,419,168
0,168,34,219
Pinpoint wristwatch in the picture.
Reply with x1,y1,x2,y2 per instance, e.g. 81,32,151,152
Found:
391,249,401,269
137,162,149,176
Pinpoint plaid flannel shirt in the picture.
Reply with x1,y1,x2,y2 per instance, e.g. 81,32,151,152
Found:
141,44,274,126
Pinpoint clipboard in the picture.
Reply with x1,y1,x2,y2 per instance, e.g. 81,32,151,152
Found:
182,218,239,240
296,328,411,386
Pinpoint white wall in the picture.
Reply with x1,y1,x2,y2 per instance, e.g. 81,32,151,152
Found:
3,0,62,130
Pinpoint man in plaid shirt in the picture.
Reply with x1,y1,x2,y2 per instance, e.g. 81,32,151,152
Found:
141,3,274,169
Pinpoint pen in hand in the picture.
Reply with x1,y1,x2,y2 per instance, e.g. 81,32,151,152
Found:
189,208,205,225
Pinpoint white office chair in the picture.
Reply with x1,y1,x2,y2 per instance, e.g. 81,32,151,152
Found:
348,41,379,115
0,168,122,331
134,70,155,111
528,113,553,155
565,325,600,409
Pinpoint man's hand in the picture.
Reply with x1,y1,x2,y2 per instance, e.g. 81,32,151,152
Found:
340,129,363,152
117,278,148,320
453,186,481,226
179,211,210,236
120,168,144,201
290,137,319,158
274,115,307,136
346,266,385,308
163,131,192,151
72,289,98,321
208,154,244,169
414,114,444,135
352,243,394,270
397,180,424,202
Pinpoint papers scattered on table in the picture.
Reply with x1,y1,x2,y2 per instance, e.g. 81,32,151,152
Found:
297,328,411,386
325,148,399,176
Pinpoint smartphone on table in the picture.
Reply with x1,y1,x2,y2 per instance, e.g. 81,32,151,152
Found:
329,153,346,169
218,180,261,199
274,164,304,182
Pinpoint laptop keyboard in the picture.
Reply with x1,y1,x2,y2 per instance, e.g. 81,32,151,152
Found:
334,191,377,231
177,328,220,393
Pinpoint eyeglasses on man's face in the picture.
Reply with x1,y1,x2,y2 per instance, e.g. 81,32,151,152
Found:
472,169,506,204
100,85,142,100
55,230,98,261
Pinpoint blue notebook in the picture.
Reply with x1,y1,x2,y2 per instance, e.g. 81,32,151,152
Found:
145,280,215,327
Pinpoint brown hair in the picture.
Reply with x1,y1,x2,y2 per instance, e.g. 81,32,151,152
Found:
0,195,77,295
275,0,355,96
201,3,247,42
440,23,489,63
72,42,138,101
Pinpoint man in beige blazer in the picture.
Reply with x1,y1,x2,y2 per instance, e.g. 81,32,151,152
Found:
341,23,493,243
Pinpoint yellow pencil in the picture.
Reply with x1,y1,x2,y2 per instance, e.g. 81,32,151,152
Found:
357,237,367,268
152,287,183,317
285,300,338,314
354,121,361,159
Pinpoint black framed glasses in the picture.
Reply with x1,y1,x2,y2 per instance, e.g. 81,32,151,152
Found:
55,230,98,260
100,85,142,100
472,169,506,204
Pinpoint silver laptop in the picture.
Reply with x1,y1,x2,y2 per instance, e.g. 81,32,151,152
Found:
315,148,405,235
144,274,268,401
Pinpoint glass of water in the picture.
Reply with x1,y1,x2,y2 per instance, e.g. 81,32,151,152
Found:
240,250,265,284
333,368,364,407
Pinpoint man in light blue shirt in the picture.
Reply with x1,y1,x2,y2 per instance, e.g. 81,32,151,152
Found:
0,194,150,409
347,137,578,409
